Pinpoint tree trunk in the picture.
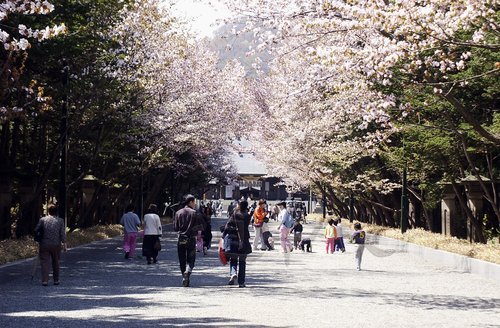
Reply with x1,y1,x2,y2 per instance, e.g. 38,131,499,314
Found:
458,135,500,222
450,179,486,243
0,122,12,239
143,169,170,208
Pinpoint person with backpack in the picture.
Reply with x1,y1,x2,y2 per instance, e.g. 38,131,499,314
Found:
222,200,252,287
277,201,294,253
35,203,66,286
350,222,366,271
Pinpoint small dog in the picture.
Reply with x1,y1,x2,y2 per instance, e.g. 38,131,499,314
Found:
298,238,312,252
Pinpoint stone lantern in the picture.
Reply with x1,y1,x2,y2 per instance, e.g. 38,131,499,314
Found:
82,175,98,207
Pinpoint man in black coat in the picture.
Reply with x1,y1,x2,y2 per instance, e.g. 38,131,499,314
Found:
174,194,205,287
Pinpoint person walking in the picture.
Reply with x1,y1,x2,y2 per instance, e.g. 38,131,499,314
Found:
223,200,252,288
217,202,223,217
120,204,141,260
261,217,274,250
227,201,235,218
35,203,67,286
174,194,205,287
350,222,366,270
277,201,294,252
324,219,337,254
202,205,213,254
290,218,303,250
271,204,279,221
196,204,207,253
142,204,162,265
252,199,267,250
335,218,346,252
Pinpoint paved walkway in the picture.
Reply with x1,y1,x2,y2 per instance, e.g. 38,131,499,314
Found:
0,218,499,328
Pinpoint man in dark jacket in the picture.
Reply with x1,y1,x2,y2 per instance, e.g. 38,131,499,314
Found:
174,194,204,287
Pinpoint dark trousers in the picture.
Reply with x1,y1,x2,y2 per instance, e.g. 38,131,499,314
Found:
335,237,345,251
293,232,302,249
142,235,160,262
204,225,212,249
39,244,61,283
228,253,247,285
177,236,196,274
262,231,273,250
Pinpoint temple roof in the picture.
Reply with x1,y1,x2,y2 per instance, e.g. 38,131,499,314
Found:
231,151,267,176
230,139,267,176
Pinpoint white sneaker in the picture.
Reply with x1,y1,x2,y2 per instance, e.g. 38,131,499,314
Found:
228,274,237,285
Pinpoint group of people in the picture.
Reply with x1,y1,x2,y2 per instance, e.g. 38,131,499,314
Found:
324,218,346,254
250,199,297,253
118,195,213,288
325,218,366,271
34,196,366,288
120,203,162,265
171,195,368,287
323,217,366,270
172,196,300,288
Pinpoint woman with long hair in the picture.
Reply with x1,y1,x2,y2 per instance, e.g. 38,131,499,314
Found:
223,200,252,287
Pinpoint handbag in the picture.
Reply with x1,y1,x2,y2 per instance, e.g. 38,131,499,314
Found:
153,239,162,251
223,234,239,253
218,239,228,265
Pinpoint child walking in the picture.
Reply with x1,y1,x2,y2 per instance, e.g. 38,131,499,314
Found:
350,222,366,270
334,219,345,252
324,219,337,254
291,218,303,250
261,218,274,250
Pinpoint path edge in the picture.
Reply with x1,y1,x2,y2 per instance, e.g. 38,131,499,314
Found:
372,234,500,284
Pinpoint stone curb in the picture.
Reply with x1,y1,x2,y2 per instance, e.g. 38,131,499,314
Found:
372,234,500,284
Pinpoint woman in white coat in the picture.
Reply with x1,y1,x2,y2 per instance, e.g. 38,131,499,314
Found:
142,204,162,264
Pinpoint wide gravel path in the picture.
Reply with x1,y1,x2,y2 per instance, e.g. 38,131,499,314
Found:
0,218,499,328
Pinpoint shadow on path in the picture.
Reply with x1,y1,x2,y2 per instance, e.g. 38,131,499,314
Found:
0,218,498,327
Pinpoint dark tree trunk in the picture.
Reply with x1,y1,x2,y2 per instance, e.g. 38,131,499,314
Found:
450,179,486,243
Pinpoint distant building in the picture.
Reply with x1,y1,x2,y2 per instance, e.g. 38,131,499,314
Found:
230,140,288,201
203,140,288,201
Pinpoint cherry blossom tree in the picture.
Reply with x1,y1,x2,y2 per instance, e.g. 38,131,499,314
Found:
110,0,253,187
0,0,66,121
220,0,498,229
222,0,499,142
